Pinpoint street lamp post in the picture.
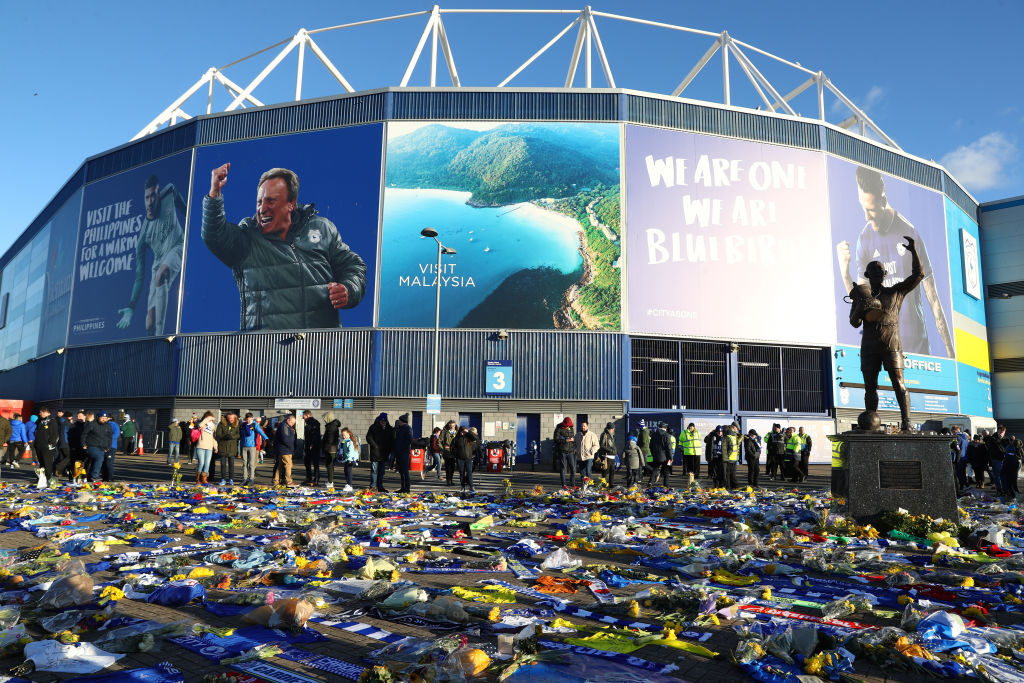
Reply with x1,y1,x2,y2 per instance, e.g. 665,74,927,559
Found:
420,227,456,396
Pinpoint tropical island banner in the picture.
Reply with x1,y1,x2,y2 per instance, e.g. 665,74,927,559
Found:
377,122,621,330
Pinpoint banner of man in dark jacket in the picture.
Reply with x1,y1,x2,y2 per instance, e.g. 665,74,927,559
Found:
202,163,367,331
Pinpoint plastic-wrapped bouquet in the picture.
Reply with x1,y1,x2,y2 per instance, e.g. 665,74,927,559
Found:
171,461,182,486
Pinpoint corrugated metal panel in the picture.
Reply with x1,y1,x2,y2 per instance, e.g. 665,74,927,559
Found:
197,93,387,145
627,95,820,149
86,122,197,183
177,330,371,397
942,172,979,219
391,91,618,121
825,128,942,191
63,340,177,398
0,353,64,402
379,330,622,400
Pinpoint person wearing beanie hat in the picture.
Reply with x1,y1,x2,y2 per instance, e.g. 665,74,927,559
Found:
636,419,652,477
764,423,786,481
553,415,577,489
623,432,642,487
366,413,394,492
743,428,762,487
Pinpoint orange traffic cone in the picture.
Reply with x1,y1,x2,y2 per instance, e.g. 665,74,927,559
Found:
136,435,144,455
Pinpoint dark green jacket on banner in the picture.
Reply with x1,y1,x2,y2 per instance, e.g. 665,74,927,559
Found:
202,195,367,331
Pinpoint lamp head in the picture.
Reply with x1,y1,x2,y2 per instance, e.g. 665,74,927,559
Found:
420,227,438,238
442,247,457,255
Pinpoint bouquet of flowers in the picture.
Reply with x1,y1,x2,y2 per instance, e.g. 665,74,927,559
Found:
171,462,182,486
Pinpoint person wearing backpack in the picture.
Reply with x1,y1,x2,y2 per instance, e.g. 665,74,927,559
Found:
425,427,443,482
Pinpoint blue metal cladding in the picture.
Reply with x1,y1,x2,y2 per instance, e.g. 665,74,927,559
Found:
627,95,821,150
824,128,943,192
86,122,198,183
176,330,371,397
63,339,177,398
390,90,619,121
941,172,979,220
0,165,86,273
0,353,63,401
197,92,387,145
379,329,622,400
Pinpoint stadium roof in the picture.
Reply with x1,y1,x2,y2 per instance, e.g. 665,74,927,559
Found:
135,6,899,149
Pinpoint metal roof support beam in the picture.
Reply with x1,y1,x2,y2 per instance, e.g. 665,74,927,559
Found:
565,11,587,87
587,11,615,87
132,68,214,140
816,72,826,120
498,16,580,87
304,34,356,93
825,79,900,149
430,7,439,87
214,71,264,107
295,30,306,101
435,15,461,86
672,37,721,97
401,7,438,87
771,75,815,113
729,41,796,116
225,33,302,111
727,43,773,111
721,31,730,106
584,6,592,87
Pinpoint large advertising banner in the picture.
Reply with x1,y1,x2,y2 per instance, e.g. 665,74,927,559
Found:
945,196,993,418
180,125,382,332
832,343,960,415
829,157,955,359
378,122,621,330
68,152,192,345
624,126,834,343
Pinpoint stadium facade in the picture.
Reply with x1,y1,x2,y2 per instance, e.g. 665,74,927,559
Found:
0,11,997,461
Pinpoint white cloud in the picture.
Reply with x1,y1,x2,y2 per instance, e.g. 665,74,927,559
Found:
831,85,884,115
860,85,884,111
940,132,1018,191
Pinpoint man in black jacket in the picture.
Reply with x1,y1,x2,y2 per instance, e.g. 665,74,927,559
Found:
392,413,413,493
366,413,394,493
764,424,786,481
302,410,322,486
273,414,297,486
321,413,341,490
81,411,114,483
648,422,672,488
34,406,61,487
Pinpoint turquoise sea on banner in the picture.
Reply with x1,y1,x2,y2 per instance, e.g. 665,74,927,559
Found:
378,188,583,327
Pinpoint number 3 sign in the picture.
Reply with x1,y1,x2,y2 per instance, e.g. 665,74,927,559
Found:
485,359,513,395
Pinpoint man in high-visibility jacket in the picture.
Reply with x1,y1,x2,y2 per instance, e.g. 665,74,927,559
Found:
722,423,741,491
830,438,846,499
797,426,812,483
680,423,702,486
783,427,802,482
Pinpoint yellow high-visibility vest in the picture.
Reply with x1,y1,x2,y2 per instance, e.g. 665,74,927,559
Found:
831,439,844,468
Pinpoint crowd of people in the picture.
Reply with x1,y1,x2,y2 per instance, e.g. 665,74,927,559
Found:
0,408,140,487
949,423,1023,501
550,418,815,492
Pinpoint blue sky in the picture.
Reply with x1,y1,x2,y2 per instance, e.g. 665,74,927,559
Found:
1,0,1021,253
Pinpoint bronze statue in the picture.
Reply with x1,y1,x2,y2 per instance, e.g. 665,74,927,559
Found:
848,236,923,432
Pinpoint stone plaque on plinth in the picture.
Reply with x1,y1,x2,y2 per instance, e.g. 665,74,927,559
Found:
828,433,957,524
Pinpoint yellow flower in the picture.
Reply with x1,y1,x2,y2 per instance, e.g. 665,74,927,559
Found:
761,588,772,601
961,577,975,588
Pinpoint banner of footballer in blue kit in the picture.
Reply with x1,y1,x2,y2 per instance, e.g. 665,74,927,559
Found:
179,125,382,333
66,151,192,345
828,156,959,413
